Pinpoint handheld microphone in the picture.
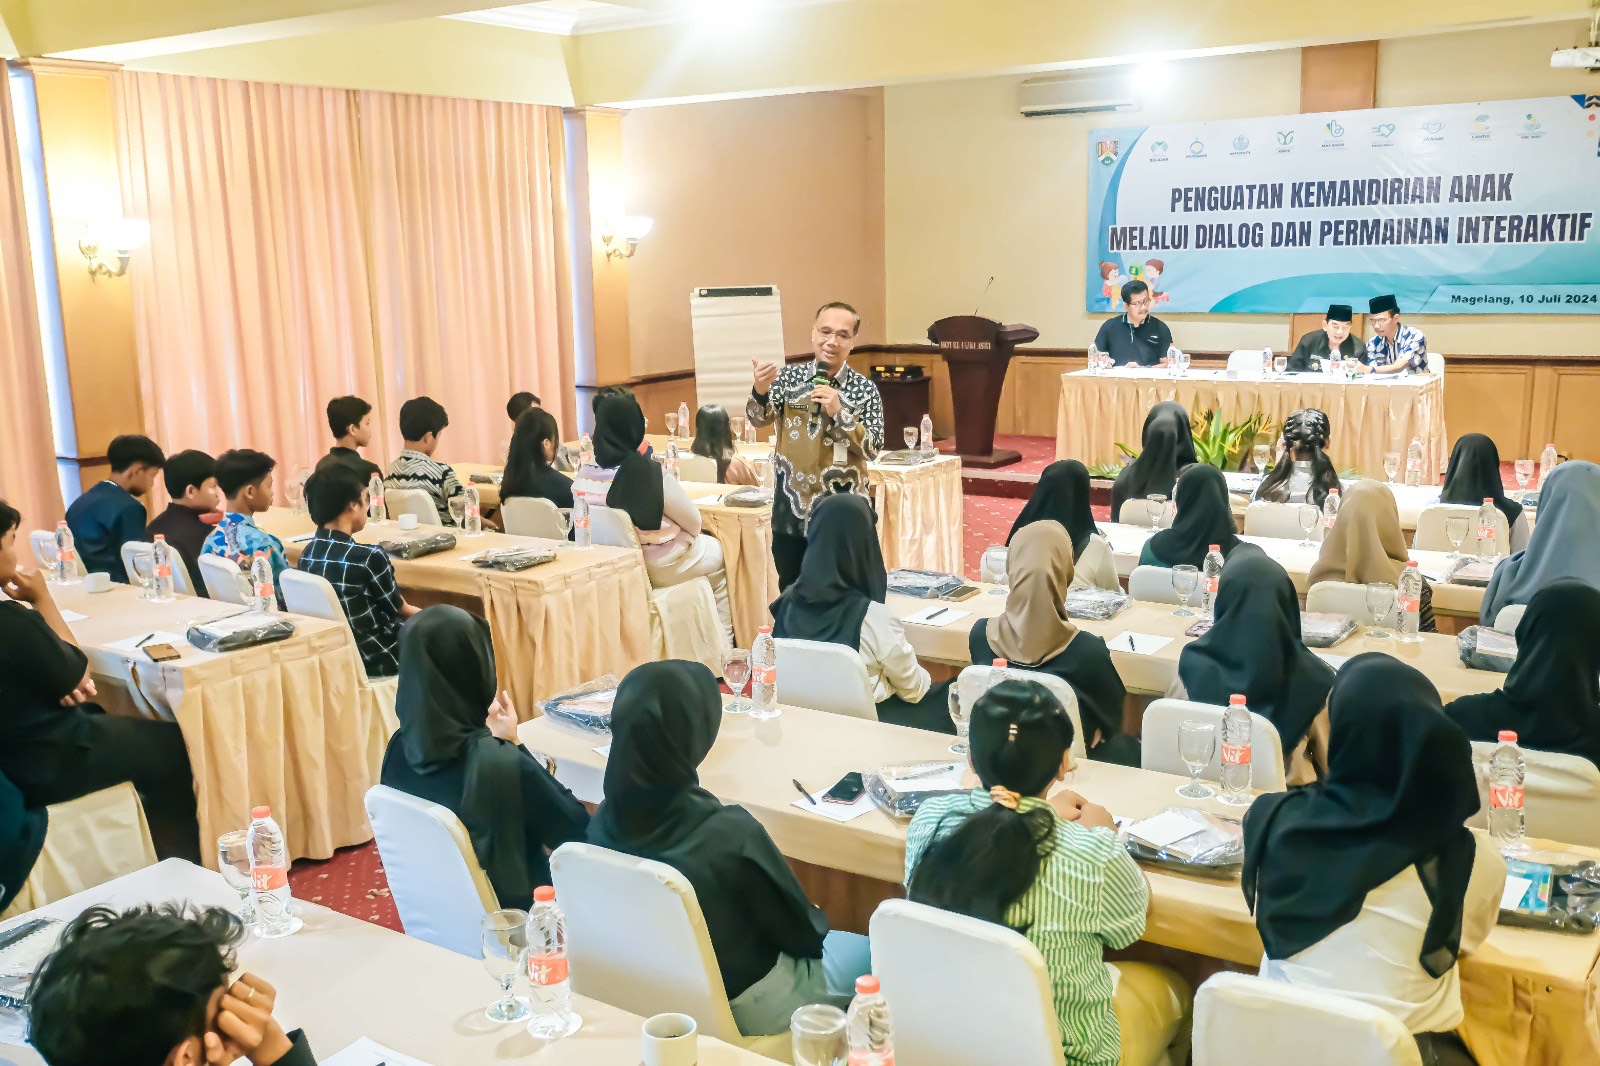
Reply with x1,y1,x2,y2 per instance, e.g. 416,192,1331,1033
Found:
974,275,995,317
809,372,831,420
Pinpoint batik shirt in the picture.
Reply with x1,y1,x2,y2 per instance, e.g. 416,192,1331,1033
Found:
1364,324,1428,373
747,361,883,537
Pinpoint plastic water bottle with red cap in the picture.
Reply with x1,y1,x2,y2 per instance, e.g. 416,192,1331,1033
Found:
750,624,780,720
1396,561,1423,643
572,496,592,550
1405,438,1425,487
847,974,894,1066
1539,442,1558,489
1321,488,1341,530
367,474,387,523
1201,544,1224,617
52,521,78,585
919,413,934,456
1476,498,1499,560
247,806,297,937
1489,730,1528,856
988,657,1009,692
526,886,580,1038
249,551,275,613
1219,695,1253,806
151,535,176,602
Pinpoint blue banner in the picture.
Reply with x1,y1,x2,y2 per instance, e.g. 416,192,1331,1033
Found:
1087,95,1600,314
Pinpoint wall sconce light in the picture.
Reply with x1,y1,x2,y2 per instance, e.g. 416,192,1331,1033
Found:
78,219,150,280
601,216,653,260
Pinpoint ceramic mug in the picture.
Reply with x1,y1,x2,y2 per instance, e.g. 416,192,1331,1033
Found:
642,1012,698,1066
85,572,112,593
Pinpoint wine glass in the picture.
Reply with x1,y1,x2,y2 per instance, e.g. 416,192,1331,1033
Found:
1170,564,1199,617
1273,354,1288,377
948,686,971,755
286,473,306,515
1297,504,1320,547
1145,493,1168,528
1365,582,1396,640
448,495,467,527
128,549,155,601
981,545,1009,594
481,909,531,1023
791,1005,849,1066
1514,459,1534,494
903,426,918,450
753,457,772,492
216,830,256,926
665,411,679,439
553,508,574,545
1445,515,1470,558
723,648,751,714
1176,721,1217,799
743,423,758,445
1383,452,1402,484
1251,444,1270,478
1178,351,1192,376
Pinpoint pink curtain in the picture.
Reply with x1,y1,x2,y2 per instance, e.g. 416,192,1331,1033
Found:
0,71,64,527
357,91,573,464
115,72,382,492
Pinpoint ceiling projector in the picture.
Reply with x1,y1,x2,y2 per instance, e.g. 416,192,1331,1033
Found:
1551,45,1600,69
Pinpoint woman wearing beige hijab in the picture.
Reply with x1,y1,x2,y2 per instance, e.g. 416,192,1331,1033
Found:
1309,480,1436,632
968,521,1138,765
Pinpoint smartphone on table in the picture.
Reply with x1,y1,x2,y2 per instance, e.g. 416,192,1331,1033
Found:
823,772,866,805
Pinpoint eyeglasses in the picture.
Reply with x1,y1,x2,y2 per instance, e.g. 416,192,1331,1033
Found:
1126,298,1152,311
814,326,855,341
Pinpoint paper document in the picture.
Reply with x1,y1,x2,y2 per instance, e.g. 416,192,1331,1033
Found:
1107,632,1172,655
792,791,877,822
593,744,611,758
904,605,971,627
105,630,189,655
1501,875,1534,910
1127,811,1205,849
693,494,726,505
59,609,88,622
1314,653,1351,670
323,1037,435,1066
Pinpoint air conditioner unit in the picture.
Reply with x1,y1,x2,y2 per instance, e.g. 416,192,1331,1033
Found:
1018,74,1140,118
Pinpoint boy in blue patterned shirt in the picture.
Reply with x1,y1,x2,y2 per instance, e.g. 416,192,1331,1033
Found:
202,449,287,582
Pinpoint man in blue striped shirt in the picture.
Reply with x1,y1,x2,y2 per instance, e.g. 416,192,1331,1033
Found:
1361,294,1428,376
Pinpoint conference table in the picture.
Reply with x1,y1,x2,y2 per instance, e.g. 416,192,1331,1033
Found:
1057,366,1449,485
257,509,654,713
1221,472,1537,540
522,703,1597,1066
0,861,773,1066
53,582,389,870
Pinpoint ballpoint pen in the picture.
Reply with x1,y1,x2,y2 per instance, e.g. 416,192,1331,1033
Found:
897,762,960,782
792,779,816,806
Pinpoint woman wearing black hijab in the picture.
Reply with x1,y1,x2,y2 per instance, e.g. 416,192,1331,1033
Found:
589,661,869,1036
769,494,950,733
1244,655,1504,1066
1444,580,1600,770
1137,463,1240,569
1440,433,1528,553
1007,460,1118,591
380,606,589,909
1171,550,1335,784
1109,401,1199,520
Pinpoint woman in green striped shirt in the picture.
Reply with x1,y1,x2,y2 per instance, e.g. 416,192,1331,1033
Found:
904,679,1191,1065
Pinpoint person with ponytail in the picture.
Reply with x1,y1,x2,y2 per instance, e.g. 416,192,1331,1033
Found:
904,680,1191,1066
1252,408,1341,507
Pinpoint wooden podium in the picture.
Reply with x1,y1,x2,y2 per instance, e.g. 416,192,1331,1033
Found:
927,315,1039,468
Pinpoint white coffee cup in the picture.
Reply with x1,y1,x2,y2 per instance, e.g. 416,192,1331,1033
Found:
397,513,419,531
642,1012,697,1066
84,572,111,593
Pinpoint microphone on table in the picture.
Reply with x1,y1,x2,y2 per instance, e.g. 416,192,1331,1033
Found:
973,275,996,317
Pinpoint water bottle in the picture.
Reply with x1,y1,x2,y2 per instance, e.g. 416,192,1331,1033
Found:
1539,442,1558,489
463,484,483,537
525,886,575,1038
571,495,592,549
750,624,779,720
919,413,934,455
988,657,1009,692
1405,438,1425,487
677,400,690,440
1220,694,1252,805
247,806,296,937
249,551,275,612
1476,498,1499,560
1489,730,1528,856
1261,347,1272,375
1201,544,1224,617
367,474,387,522
52,521,78,584
1397,561,1423,643
847,975,894,1066
1321,488,1341,531
664,440,680,478
579,431,595,468
151,535,175,602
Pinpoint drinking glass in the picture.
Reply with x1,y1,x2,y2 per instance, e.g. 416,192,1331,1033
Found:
1514,459,1534,493
1365,582,1397,640
1145,493,1168,528
1273,354,1288,377
1445,515,1470,557
753,457,772,491
981,545,1009,594
1178,351,1192,375
723,648,751,714
1176,721,1217,799
286,474,306,515
744,423,759,445
791,1004,849,1066
903,426,918,450
448,495,467,526
947,687,970,755
665,411,679,439
37,539,61,584
128,549,155,601
553,508,575,545
481,910,531,1023
216,830,256,926
1170,564,1199,617
1297,504,1320,547
731,415,745,440
1251,444,1270,478
1383,452,1402,483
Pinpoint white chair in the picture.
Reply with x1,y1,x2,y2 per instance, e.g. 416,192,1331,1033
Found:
121,541,196,598
501,496,568,539
1306,580,1390,626
1426,352,1445,376
871,898,1065,1066
385,487,442,525
1118,499,1170,527
586,503,724,669
1243,500,1322,542
1492,603,1526,635
1467,742,1600,848
1414,504,1508,556
775,637,877,721
1226,350,1265,374
1193,972,1421,1066
673,454,719,482
550,842,793,1060
197,553,249,604
1128,564,1182,605
29,529,85,577
0,782,158,921
957,664,1086,758
1142,698,1288,792
364,786,498,958
586,504,640,550
280,568,343,622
